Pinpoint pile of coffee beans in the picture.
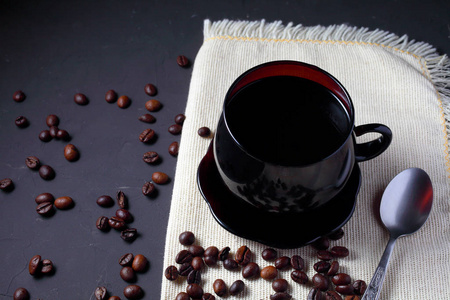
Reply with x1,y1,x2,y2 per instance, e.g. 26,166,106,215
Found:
35,192,74,217
28,254,54,276
39,114,72,143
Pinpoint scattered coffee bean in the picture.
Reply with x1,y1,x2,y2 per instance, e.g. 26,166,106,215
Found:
312,237,330,250
275,256,291,270
352,280,367,295
186,283,203,298
56,129,70,141
204,246,219,257
108,216,126,230
291,270,308,284
204,255,218,267
332,273,351,285
132,254,148,272
176,249,193,264
168,141,179,156
290,255,305,270
39,165,55,180
179,231,195,245
139,128,156,143
49,126,59,138
105,89,118,103
142,181,156,196
325,291,343,300
13,90,26,102
261,265,278,280
331,246,349,258
164,265,178,281
235,245,251,265
262,248,277,261
96,216,110,231
121,228,138,242
218,246,230,261
152,171,169,184
176,55,189,67
13,287,30,300
36,202,54,216
28,254,41,275
123,285,143,300
179,262,193,276
109,296,121,300
97,195,114,207
25,156,40,170
272,278,289,292
229,280,245,296
335,284,354,295
314,261,331,274
15,116,29,128
270,292,292,300
188,245,204,257
213,279,227,297
191,256,204,271
202,293,215,300
41,259,53,274
119,253,134,266
143,151,159,164
307,287,324,300
187,269,201,284
0,178,14,191
39,129,52,142
138,113,156,123
175,292,190,300
197,126,211,137
317,250,333,261
46,114,59,127
144,83,157,96
74,93,88,105
168,124,182,135
312,273,329,291
117,190,128,209
145,99,161,112
242,262,260,279
117,95,131,108
35,193,54,204
116,209,133,223
54,196,74,210
120,266,136,282
223,258,239,270
328,228,345,240
174,113,185,125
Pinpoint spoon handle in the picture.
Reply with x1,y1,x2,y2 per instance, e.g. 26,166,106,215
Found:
362,236,397,300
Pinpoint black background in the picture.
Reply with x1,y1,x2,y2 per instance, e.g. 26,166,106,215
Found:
0,1,449,299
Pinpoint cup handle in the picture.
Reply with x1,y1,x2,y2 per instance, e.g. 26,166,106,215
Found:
354,123,392,162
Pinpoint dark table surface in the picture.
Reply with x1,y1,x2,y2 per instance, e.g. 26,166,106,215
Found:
1,1,449,299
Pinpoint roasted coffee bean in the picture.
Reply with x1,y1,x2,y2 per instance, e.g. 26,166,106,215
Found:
54,196,74,210
218,246,230,261
64,144,79,161
197,126,211,137
144,83,157,96
164,265,178,281
328,228,344,240
213,279,227,297
41,259,53,274
175,292,190,300
176,55,189,67
229,280,245,296
132,254,148,272
291,270,308,284
35,193,54,204
262,248,277,261
117,95,131,108
174,113,185,125
202,293,215,300
188,245,204,257
179,231,195,245
223,258,239,270
186,283,203,298
290,255,305,270
261,265,278,280
270,292,292,300
96,216,110,231
121,228,138,242
191,256,204,270
105,89,117,103
327,261,340,276
314,261,331,274
332,273,351,285
138,113,156,123
179,262,193,276
204,255,218,266
0,178,14,191
308,288,324,300
152,172,169,184
331,246,349,258
272,278,289,292
139,128,155,143
36,202,54,216
335,285,354,295
145,99,161,112
13,90,26,102
325,291,343,300
143,151,159,164
56,129,70,141
13,287,30,300
187,269,201,284
116,209,133,223
117,190,128,209
168,124,182,135
123,285,143,300
49,126,59,138
74,93,88,105
344,296,361,300
46,114,59,127
275,256,291,270
119,253,134,266
39,165,55,180
15,116,29,128
312,273,329,291
312,237,330,250
142,181,156,196
97,195,114,207
317,250,333,261
176,249,193,264
39,130,52,142
108,297,121,300
120,266,136,282
235,245,251,265
168,141,179,156
204,246,219,257
242,262,260,279
29,254,42,275
25,156,40,169
108,216,126,230
352,280,367,295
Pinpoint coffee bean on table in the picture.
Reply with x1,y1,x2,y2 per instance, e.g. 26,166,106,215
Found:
168,141,179,156
13,90,26,102
213,279,227,297
331,246,349,258
46,114,59,127
13,287,30,300
204,255,218,267
116,209,133,223
188,245,204,257
132,254,148,272
314,261,331,274
142,181,156,196
352,280,367,295
121,228,138,242
39,165,55,180
275,256,291,270
41,259,53,274
291,270,308,284
262,248,277,261
36,202,54,216
117,95,131,108
74,93,88,105
139,128,155,143
191,256,204,271
109,296,121,300
335,284,354,295
187,269,201,284
312,273,329,291
175,292,190,300
261,265,278,280
54,196,74,210
105,90,117,103
95,286,107,300
117,190,128,209
291,255,305,270
145,99,161,112
120,266,136,282
179,262,193,276
270,292,292,300
179,231,195,245
56,129,70,141
202,293,215,300
229,280,245,296
332,273,351,285
204,246,219,257
218,246,230,261
97,195,114,207
242,262,260,279
108,216,126,230
325,291,343,300
198,126,211,137
39,130,52,142
186,283,203,299
138,113,156,123
49,126,59,138
176,55,189,67
144,83,157,96
119,253,134,266
317,250,333,261
168,124,182,135
0,178,14,191
143,151,159,164
123,285,143,300
327,261,340,276
96,216,110,231
35,193,54,204
164,265,179,281
174,113,185,125
176,249,193,264
223,258,238,270
15,116,29,128
307,287,324,300
152,172,169,184
272,278,289,292
28,254,41,275
235,245,251,265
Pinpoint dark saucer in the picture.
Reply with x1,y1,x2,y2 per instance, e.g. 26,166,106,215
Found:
197,141,362,249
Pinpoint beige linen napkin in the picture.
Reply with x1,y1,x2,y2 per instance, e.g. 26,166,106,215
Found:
161,20,450,299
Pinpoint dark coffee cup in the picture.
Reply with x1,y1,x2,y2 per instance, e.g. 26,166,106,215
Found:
214,60,392,213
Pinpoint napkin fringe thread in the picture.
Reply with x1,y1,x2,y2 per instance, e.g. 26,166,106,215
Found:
204,19,450,146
